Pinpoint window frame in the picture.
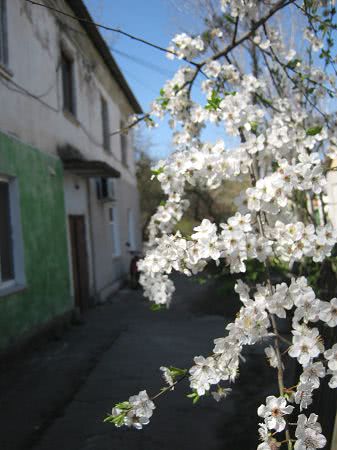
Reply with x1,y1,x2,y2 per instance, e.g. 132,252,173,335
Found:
0,178,14,287
120,121,128,167
61,48,76,117
101,96,110,152
0,175,25,296
108,206,121,258
0,0,9,68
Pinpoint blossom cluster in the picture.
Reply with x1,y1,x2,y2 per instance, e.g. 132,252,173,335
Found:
139,215,336,306
166,33,205,60
188,278,337,399
109,1,337,447
107,390,155,430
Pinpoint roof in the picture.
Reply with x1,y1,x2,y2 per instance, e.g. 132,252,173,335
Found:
66,0,143,114
58,144,121,178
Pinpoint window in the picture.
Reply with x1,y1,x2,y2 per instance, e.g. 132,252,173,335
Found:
0,0,8,67
0,180,14,283
127,208,136,251
120,121,128,167
61,50,76,115
101,97,110,151
96,177,115,201
0,177,25,292
108,207,120,257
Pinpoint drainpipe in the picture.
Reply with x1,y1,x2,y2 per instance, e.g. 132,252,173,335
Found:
86,178,97,303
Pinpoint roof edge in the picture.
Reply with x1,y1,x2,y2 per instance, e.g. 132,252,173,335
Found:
66,0,143,114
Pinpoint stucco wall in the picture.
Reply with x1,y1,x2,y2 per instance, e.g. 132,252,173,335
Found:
88,177,142,300
0,131,72,350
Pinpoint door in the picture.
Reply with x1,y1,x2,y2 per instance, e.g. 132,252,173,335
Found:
69,215,89,312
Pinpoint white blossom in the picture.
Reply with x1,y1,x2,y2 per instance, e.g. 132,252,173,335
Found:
189,356,220,396
319,298,337,327
257,396,294,432
324,344,337,371
289,325,323,367
295,414,326,450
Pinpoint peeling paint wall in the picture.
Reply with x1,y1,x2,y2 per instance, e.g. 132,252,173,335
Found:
1,0,138,186
0,131,72,351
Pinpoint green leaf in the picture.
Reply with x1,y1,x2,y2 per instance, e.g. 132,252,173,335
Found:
306,125,323,136
258,95,273,106
169,366,187,377
104,412,126,426
158,97,169,110
112,414,126,426
115,402,131,411
150,304,164,311
224,14,236,24
205,90,222,111
187,391,200,404
151,167,164,176
286,59,301,70
250,121,259,134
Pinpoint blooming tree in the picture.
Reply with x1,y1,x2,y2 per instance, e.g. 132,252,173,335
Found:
105,1,337,448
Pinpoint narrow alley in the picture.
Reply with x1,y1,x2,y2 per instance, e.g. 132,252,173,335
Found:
0,277,278,450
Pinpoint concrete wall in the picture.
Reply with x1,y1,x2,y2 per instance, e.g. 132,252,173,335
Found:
0,131,72,351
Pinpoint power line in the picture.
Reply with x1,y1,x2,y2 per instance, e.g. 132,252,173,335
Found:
110,47,174,78
24,0,195,64
44,15,174,78
120,67,161,95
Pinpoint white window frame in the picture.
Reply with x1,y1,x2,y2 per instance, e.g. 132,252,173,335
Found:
0,175,25,295
108,206,121,258
0,0,9,68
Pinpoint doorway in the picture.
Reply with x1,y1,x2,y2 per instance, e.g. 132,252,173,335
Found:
69,215,89,312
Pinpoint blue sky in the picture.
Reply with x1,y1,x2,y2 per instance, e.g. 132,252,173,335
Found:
83,0,231,159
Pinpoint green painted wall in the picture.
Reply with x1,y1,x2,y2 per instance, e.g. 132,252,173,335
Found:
0,132,72,351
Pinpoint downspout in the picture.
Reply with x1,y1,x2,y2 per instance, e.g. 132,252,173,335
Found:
86,178,97,303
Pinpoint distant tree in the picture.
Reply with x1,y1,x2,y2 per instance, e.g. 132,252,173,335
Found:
134,131,165,241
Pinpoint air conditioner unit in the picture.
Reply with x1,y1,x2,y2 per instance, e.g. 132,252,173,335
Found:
96,177,115,201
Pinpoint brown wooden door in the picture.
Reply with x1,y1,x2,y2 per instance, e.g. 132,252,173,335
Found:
69,215,89,312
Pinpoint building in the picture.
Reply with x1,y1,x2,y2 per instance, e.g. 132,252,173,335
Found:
0,0,142,351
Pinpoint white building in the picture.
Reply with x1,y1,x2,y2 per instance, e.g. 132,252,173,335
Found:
0,0,142,315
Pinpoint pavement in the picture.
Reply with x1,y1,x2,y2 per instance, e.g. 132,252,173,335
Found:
0,275,286,450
